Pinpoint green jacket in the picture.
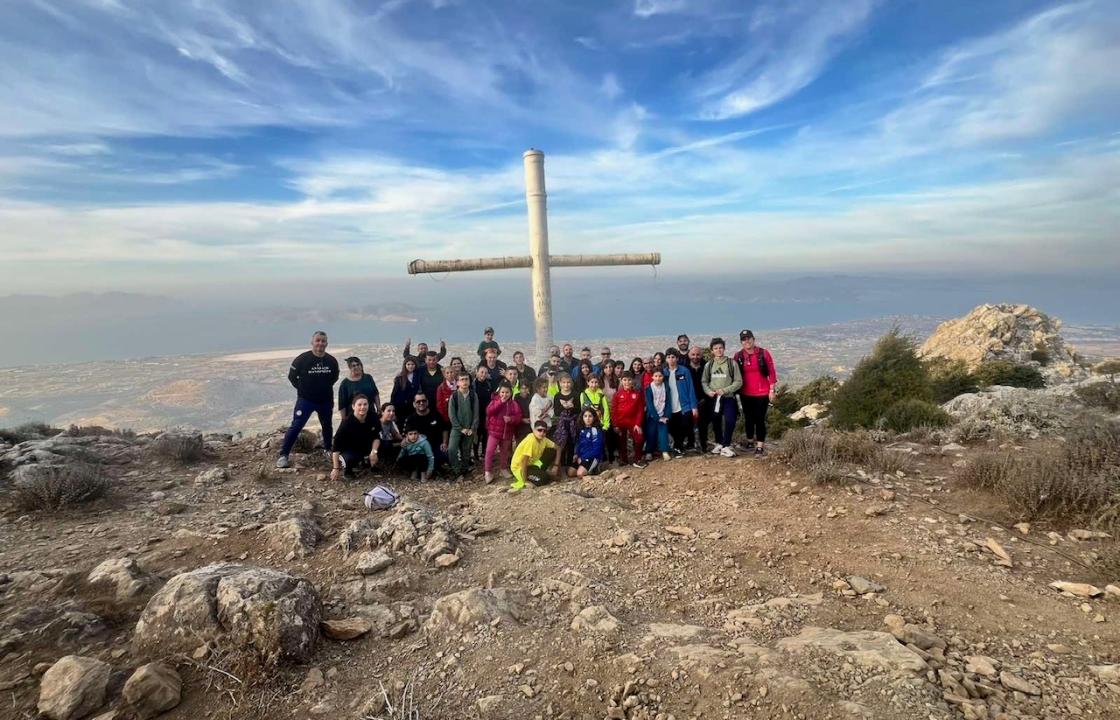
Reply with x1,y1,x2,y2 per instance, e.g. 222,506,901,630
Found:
449,389,479,432
702,357,742,396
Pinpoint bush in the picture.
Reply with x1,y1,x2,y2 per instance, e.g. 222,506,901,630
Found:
151,433,205,464
958,452,1015,490
869,447,915,475
13,463,109,511
831,329,933,430
770,384,801,415
1094,359,1120,381
766,406,808,440
1030,348,1051,365
0,422,58,444
795,375,840,407
64,425,136,438
1074,382,1120,412
832,429,879,465
973,360,1045,389
777,428,838,470
293,430,320,453
809,461,847,486
927,359,979,403
880,398,951,433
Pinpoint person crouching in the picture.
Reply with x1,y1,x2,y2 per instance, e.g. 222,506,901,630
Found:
330,394,381,481
569,408,605,478
397,428,434,481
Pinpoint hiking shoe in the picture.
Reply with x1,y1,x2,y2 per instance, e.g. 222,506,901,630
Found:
484,471,494,484
509,480,526,493
631,461,647,469
755,446,765,456
672,448,684,457
709,444,723,455
275,455,291,469
661,452,672,461
720,446,736,458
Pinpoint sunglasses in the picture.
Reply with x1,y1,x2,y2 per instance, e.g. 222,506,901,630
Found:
533,427,547,433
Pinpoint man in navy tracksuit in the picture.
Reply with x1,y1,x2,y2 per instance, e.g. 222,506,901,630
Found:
277,331,340,468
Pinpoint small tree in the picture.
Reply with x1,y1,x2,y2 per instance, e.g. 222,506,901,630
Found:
1094,359,1120,383
974,360,1045,389
795,375,840,407
830,329,933,430
927,358,979,403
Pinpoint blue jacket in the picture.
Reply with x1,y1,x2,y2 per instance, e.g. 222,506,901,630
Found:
575,426,605,461
664,363,698,413
644,383,672,421
400,435,435,473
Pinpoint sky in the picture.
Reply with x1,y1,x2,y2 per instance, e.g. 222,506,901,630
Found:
0,0,1118,295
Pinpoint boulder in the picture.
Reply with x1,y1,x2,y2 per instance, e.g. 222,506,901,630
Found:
321,617,373,641
132,564,321,665
777,627,928,673
122,663,182,719
86,558,157,601
845,576,886,595
918,304,1080,378
338,518,377,559
570,605,621,637
427,588,527,630
193,467,229,485
355,551,394,576
37,655,111,720
942,382,1104,439
262,515,321,558
791,403,829,422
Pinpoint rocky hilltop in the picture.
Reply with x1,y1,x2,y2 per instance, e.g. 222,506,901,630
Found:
919,304,1081,373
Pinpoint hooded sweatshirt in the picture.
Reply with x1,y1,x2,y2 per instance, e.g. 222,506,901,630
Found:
579,387,612,429
701,357,743,397
485,395,523,440
400,435,434,473
436,378,456,421
575,426,605,461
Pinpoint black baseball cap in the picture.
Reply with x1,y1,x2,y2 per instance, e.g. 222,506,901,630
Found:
345,356,362,365
739,329,755,341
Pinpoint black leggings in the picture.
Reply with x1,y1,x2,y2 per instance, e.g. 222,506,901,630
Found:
741,396,770,443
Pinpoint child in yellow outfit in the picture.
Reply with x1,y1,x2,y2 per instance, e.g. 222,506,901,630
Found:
510,420,560,491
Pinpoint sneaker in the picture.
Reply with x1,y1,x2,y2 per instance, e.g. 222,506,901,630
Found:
275,455,290,469
643,453,653,462
672,448,684,457
661,452,672,461
631,461,648,469
484,471,494,484
709,444,724,455
410,471,419,480
755,446,765,456
720,446,736,458
509,479,526,493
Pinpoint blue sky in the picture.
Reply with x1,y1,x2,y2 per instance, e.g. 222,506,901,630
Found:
0,0,1117,294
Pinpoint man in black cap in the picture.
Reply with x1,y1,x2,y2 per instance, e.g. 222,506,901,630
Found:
338,356,379,421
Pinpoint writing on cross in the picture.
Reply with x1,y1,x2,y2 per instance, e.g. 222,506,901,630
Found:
408,149,661,359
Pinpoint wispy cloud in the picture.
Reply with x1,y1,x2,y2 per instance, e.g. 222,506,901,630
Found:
696,0,877,119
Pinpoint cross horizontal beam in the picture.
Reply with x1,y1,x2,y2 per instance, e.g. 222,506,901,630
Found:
408,252,660,275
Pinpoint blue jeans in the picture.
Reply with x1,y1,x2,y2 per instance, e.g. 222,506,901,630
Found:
280,398,334,456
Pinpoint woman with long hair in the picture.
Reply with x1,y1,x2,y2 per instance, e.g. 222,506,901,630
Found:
390,357,421,425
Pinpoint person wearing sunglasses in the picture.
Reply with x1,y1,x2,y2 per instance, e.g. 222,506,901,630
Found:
510,420,560,492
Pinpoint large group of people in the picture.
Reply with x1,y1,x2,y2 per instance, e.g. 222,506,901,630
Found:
276,327,778,492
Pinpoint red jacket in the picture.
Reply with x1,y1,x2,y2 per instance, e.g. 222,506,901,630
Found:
612,387,645,430
734,348,778,397
485,396,522,439
436,381,455,422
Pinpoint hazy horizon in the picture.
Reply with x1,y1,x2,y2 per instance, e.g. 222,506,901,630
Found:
0,272,1116,368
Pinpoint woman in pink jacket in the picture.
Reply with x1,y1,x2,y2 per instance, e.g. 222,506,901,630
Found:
733,329,778,455
484,384,523,483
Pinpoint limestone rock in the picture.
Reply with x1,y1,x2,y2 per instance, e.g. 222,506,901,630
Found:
777,627,928,673
943,382,1104,439
965,655,998,677
570,605,621,636
420,528,457,563
791,403,828,421
262,515,321,558
476,694,505,715
321,617,373,641
427,588,527,630
999,670,1041,695
86,558,157,601
667,644,740,679
132,563,321,665
919,304,1080,378
846,576,886,595
337,518,377,559
1049,580,1103,598
122,662,182,719
1090,664,1120,682
193,467,228,485
37,655,111,720
882,615,946,651
355,551,394,576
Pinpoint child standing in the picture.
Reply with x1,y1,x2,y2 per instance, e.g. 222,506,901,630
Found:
516,379,533,442
398,428,434,481
529,377,554,429
702,337,743,457
447,373,479,479
663,349,698,456
644,368,672,461
472,365,494,465
579,374,612,432
569,409,605,478
551,374,580,467
477,327,501,361
484,384,522,484
612,372,646,468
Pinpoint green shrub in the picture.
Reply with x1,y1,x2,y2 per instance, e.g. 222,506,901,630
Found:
1074,382,1120,412
1030,348,1051,365
927,358,979,403
770,384,801,415
831,329,933,430
14,463,109,511
0,422,58,444
64,425,136,438
973,360,1045,389
1093,359,1120,380
795,375,840,407
880,398,951,433
870,447,915,475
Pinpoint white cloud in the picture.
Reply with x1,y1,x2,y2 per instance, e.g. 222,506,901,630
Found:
634,0,687,18
697,0,877,119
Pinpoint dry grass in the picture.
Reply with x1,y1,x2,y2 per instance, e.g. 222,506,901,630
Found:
779,427,912,478
958,452,1016,491
809,461,848,486
293,430,320,453
151,432,205,464
0,422,58,444
13,463,109,511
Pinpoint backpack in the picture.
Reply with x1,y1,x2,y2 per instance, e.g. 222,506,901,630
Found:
580,391,607,422
449,389,476,420
737,349,769,379
363,485,400,510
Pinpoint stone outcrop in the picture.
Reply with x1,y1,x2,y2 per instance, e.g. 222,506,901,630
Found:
942,380,1112,439
86,558,158,601
919,304,1082,382
37,655,111,720
122,662,182,719
426,588,527,630
132,564,321,665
